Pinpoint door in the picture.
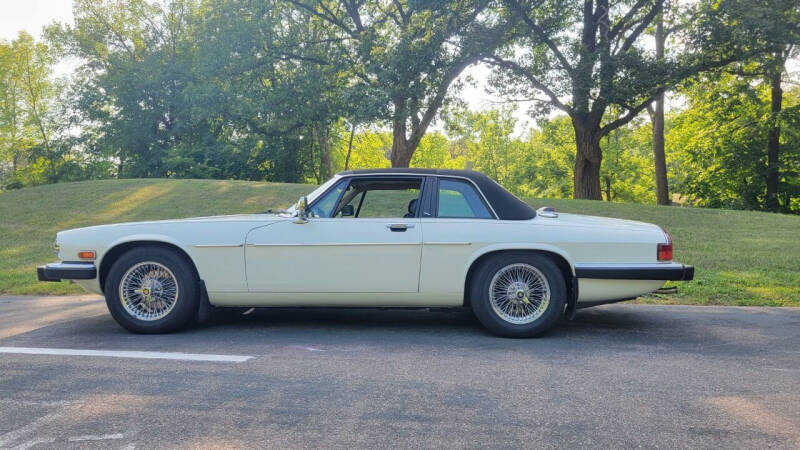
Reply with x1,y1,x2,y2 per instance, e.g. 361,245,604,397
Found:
245,176,424,293
419,177,498,300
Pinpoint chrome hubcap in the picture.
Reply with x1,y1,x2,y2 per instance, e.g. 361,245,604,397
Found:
119,262,179,321
489,263,550,324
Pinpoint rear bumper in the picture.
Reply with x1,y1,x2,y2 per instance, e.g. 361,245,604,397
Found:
574,263,694,281
37,262,97,282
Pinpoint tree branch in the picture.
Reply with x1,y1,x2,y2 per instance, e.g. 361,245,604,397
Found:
409,55,481,145
341,0,364,33
392,0,408,24
601,93,659,135
607,0,649,41
505,0,573,73
617,3,660,54
284,0,356,37
487,56,572,115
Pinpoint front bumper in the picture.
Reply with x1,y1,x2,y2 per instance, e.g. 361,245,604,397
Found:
37,262,97,282
574,263,694,281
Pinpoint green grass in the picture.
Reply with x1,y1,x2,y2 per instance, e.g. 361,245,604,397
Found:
1,178,798,306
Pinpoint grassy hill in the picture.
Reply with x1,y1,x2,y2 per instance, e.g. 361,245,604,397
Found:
1,178,798,306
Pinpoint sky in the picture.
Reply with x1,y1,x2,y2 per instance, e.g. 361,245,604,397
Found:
0,0,73,41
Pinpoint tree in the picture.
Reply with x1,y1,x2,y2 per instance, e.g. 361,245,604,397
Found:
0,40,27,174
16,33,59,181
49,0,204,178
489,0,755,199
0,32,63,186
332,128,392,170
647,0,670,205
446,107,521,187
189,0,357,183
667,75,800,213
675,0,800,211
728,0,800,211
287,0,511,167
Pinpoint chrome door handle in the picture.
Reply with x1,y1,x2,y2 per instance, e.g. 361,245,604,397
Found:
387,223,414,232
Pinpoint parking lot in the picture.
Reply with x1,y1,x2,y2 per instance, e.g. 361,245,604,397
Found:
1,295,798,449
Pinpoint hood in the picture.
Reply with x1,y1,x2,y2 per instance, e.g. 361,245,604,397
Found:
60,213,286,234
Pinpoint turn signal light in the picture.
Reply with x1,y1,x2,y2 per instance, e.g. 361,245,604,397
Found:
657,228,673,261
77,251,96,260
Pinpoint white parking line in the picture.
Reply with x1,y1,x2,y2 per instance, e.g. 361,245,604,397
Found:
0,347,252,363
11,437,56,450
68,433,125,442
0,410,66,447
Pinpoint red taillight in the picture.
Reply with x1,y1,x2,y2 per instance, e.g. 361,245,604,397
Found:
658,243,673,261
658,228,673,261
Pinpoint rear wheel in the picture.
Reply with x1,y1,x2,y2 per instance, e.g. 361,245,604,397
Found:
105,246,199,333
470,253,566,338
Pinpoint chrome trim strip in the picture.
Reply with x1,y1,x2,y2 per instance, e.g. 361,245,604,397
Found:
194,244,244,248
329,173,499,220
247,242,419,247
46,262,96,270
575,263,684,269
423,242,472,246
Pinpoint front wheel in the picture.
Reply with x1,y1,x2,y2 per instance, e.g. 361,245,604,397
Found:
105,246,199,333
470,253,566,338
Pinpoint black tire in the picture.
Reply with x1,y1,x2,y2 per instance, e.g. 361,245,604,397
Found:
104,246,199,334
470,252,566,338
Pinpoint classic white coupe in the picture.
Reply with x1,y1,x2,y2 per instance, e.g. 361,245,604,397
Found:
38,169,693,337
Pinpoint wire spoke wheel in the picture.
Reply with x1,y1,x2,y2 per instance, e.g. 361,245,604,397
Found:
119,261,180,321
489,263,550,325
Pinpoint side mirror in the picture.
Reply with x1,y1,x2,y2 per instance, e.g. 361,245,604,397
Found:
294,196,309,224
340,204,354,217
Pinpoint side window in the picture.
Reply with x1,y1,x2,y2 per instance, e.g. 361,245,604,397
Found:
437,179,493,219
334,178,422,218
309,181,346,218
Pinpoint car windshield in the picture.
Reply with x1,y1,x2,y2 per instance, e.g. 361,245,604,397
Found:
284,175,342,215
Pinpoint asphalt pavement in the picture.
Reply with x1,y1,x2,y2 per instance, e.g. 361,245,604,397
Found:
0,294,798,449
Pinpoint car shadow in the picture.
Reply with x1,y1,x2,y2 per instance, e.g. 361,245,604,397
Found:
0,302,701,354
195,304,658,338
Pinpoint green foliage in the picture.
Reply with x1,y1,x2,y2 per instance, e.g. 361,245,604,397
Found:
668,77,800,213
332,129,392,171
520,116,575,199
410,132,466,170
446,107,522,187
488,0,785,199
0,32,66,188
287,0,512,165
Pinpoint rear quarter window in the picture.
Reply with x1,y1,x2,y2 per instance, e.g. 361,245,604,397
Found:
437,179,493,219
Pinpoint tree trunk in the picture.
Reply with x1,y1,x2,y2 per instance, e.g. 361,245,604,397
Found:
391,119,414,168
572,118,603,200
315,123,332,180
652,6,670,205
765,61,782,212
344,122,356,171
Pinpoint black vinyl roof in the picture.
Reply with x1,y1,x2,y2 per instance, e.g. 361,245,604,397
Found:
337,168,537,220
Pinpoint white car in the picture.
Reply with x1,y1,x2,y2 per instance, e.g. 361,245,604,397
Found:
38,169,694,337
